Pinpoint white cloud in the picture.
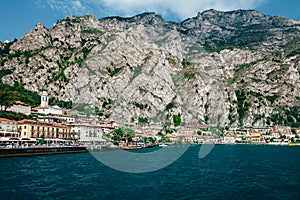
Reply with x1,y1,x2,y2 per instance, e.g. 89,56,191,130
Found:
39,0,89,16
36,0,267,20
98,0,266,19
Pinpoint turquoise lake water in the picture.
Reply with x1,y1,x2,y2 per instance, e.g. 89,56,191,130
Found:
0,145,299,199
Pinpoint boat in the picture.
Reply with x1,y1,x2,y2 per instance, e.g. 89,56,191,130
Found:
120,145,142,150
144,143,154,148
159,143,168,147
288,143,300,146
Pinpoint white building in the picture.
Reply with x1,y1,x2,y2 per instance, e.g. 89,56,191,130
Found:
41,91,49,107
57,115,75,123
0,118,19,138
38,114,75,124
6,101,31,115
68,123,104,145
35,105,63,115
223,135,236,144
34,91,63,115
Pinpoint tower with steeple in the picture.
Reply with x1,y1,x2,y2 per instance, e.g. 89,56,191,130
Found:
41,91,49,107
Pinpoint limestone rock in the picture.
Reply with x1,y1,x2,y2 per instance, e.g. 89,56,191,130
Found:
1,10,299,127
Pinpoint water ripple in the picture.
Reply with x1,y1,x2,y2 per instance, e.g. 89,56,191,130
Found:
0,145,299,199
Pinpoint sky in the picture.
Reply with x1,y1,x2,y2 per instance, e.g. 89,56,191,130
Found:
0,0,299,42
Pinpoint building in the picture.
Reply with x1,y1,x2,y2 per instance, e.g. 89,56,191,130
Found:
0,118,19,138
34,91,63,115
35,105,63,115
249,132,263,143
6,101,31,115
251,127,271,135
270,125,280,138
41,91,49,107
68,123,104,145
38,114,75,124
56,114,75,123
17,119,73,140
185,120,209,131
223,134,235,144
99,120,119,134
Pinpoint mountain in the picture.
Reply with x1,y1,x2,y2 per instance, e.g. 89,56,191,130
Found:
0,9,299,128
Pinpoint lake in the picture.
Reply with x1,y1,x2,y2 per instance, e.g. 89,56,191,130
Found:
0,145,299,199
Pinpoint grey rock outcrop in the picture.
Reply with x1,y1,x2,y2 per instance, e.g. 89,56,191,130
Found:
1,10,299,128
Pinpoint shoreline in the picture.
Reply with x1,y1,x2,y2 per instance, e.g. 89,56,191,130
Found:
1,143,299,158
0,146,88,158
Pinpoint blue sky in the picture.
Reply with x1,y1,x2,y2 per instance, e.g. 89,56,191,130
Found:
1,0,299,42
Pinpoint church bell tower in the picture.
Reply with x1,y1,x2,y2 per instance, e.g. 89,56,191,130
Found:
41,91,49,107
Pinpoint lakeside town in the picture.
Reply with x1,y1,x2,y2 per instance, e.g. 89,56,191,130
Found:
1,91,300,149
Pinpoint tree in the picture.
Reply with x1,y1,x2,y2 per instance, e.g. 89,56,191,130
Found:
95,106,104,116
111,127,136,145
291,137,295,143
112,128,123,145
165,102,176,111
74,103,86,112
0,110,33,121
145,137,156,143
173,113,181,127
49,97,72,109
157,131,164,136
0,90,21,110
138,117,148,124
121,127,135,140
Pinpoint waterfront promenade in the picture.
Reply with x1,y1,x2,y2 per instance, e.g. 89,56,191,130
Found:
0,146,88,158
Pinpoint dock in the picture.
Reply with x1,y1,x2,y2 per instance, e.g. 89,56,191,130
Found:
0,146,88,158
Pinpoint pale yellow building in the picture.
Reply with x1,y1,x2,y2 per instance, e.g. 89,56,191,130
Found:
17,119,72,139
250,132,263,143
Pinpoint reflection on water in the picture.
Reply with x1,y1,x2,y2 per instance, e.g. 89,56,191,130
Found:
0,145,299,199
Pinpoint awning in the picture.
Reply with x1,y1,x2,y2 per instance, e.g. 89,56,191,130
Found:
79,138,106,142
21,138,37,141
0,137,10,141
44,138,68,142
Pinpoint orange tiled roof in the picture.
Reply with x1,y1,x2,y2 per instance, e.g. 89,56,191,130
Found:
0,118,17,123
14,101,28,106
18,119,36,124
18,119,68,128
34,106,50,109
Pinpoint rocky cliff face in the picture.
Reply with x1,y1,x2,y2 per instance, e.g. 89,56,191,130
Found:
1,10,300,128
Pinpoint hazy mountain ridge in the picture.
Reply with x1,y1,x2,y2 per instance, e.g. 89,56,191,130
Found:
0,9,299,128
